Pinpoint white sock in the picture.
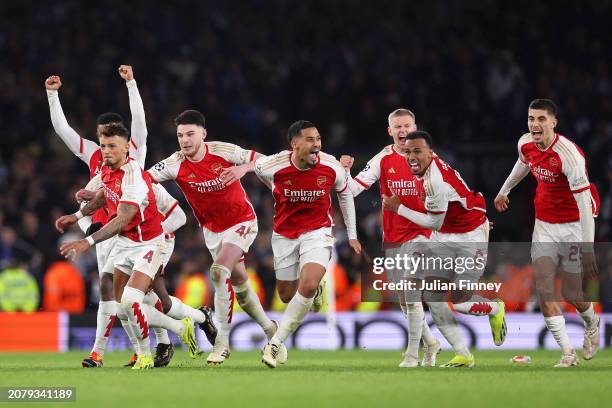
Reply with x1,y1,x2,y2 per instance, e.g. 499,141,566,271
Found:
141,303,183,336
121,286,150,355
421,318,436,346
234,282,274,332
428,302,470,356
544,315,573,354
167,296,206,323
142,291,171,344
211,264,234,337
453,296,499,316
271,292,314,345
91,300,117,357
579,303,598,327
117,304,141,354
405,303,424,357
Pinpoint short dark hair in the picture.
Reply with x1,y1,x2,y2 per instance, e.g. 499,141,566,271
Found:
96,112,124,126
287,120,317,143
528,99,557,117
406,130,433,148
99,123,130,141
174,110,206,128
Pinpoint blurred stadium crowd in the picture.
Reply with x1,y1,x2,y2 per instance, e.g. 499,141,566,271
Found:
1,1,611,312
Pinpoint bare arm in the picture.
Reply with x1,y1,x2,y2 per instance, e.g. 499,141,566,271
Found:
89,203,138,245
219,152,264,186
81,189,106,216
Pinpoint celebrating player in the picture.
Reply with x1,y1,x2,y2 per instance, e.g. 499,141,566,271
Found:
255,120,361,368
494,99,600,367
148,110,280,364
383,130,507,368
56,124,199,370
340,108,441,368
77,174,216,367
45,66,154,367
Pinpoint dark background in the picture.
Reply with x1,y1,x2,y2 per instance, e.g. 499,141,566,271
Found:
1,0,611,310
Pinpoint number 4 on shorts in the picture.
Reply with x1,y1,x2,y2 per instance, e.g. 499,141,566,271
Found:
143,250,154,263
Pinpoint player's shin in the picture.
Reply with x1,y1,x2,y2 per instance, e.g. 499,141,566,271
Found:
167,295,205,322
425,296,470,357
453,295,499,316
234,282,275,334
91,300,117,357
143,291,171,344
121,286,151,356
544,315,573,354
405,303,424,358
271,292,314,346
117,304,141,355
210,263,234,339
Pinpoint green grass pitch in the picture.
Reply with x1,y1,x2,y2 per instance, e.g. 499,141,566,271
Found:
1,349,610,408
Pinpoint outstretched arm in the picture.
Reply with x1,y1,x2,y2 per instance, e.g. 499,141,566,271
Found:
120,65,148,152
495,159,530,212
45,75,98,164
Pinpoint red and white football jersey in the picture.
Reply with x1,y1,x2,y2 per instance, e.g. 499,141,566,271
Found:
352,145,431,243
99,158,162,242
518,133,600,223
85,142,145,225
421,156,487,234
254,151,348,239
147,141,256,232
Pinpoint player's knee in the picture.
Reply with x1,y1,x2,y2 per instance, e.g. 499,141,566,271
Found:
160,295,172,314
422,290,444,303
99,274,114,300
120,287,143,314
405,302,422,312
210,263,231,283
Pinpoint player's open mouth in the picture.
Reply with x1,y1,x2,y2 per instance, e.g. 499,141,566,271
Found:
531,130,543,136
409,160,420,171
308,150,319,162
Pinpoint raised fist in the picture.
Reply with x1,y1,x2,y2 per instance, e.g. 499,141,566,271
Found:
340,155,354,170
45,75,62,91
118,65,134,81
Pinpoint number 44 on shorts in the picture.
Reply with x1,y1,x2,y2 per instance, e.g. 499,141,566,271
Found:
235,225,252,238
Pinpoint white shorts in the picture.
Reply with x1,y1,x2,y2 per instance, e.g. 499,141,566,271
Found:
384,234,430,281
427,220,489,282
202,219,258,261
103,235,164,279
531,219,581,273
95,237,116,277
272,227,334,281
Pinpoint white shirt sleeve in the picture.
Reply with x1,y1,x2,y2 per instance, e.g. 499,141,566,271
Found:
119,162,148,208
77,173,104,233
126,79,147,155
208,141,255,165
152,183,186,234
331,161,357,239
350,153,383,196
397,204,445,230
147,152,182,182
47,90,99,165
563,155,590,193
573,189,595,250
498,159,530,196
254,154,276,189
424,179,449,214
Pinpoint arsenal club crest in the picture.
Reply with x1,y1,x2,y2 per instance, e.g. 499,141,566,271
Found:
211,162,224,175
549,157,558,168
317,176,327,187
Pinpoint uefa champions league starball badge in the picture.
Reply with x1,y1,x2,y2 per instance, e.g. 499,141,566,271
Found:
510,355,532,365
